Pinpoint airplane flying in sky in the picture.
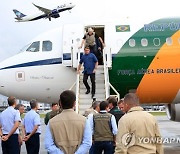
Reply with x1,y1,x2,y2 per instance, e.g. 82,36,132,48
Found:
13,2,75,22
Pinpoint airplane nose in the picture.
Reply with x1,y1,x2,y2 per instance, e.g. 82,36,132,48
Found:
0,69,6,95
0,60,11,96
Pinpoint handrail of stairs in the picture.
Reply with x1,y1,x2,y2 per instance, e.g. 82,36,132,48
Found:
103,47,110,99
68,48,81,113
75,49,81,113
103,47,120,101
109,82,120,101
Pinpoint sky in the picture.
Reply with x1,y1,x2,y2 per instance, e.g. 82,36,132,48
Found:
0,0,180,61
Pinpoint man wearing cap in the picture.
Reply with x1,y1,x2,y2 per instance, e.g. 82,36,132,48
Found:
0,96,21,154
79,27,101,55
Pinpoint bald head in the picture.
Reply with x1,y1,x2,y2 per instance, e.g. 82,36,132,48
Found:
124,93,139,106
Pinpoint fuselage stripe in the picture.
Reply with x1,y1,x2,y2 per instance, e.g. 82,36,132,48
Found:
0,58,62,70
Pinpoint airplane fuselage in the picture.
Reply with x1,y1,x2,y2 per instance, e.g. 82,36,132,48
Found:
110,18,180,104
15,3,75,22
1,18,180,106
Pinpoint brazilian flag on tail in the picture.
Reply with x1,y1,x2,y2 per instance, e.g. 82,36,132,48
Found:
116,25,130,32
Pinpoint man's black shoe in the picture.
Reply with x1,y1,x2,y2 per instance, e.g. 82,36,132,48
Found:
91,94,95,98
85,89,90,94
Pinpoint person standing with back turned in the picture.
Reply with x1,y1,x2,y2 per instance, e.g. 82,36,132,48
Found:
0,96,21,154
45,90,92,154
115,93,164,154
23,99,41,154
88,101,118,154
77,46,98,98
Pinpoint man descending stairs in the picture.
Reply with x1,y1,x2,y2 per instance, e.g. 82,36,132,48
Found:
78,65,106,115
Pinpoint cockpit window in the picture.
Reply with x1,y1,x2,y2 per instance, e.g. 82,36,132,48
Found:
42,41,52,52
26,41,40,52
19,43,31,53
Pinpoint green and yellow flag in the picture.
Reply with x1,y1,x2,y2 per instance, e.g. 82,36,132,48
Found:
116,25,130,32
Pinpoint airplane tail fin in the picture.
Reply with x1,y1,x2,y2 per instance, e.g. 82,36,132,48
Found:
13,9,26,19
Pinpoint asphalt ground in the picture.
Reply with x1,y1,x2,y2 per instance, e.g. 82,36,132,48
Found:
1,116,180,154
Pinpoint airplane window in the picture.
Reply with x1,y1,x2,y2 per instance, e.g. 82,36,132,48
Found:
42,41,52,52
26,41,40,52
141,38,148,47
129,39,136,47
153,38,161,46
166,37,173,46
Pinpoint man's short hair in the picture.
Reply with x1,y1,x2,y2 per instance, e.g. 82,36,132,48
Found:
92,101,100,110
51,103,58,107
84,46,90,50
99,101,108,110
60,90,76,109
107,96,118,107
118,98,124,104
15,104,24,110
7,96,16,106
30,99,38,109
124,93,139,106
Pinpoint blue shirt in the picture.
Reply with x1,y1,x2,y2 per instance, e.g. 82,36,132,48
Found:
45,119,92,154
88,110,118,135
0,106,21,134
23,109,41,134
79,53,98,74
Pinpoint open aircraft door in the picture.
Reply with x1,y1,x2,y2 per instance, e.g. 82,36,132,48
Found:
104,24,113,68
62,24,84,68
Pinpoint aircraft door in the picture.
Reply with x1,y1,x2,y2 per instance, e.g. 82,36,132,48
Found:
62,24,84,68
104,24,113,68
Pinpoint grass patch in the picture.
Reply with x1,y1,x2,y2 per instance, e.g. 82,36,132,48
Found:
40,114,45,118
21,113,45,118
149,112,166,116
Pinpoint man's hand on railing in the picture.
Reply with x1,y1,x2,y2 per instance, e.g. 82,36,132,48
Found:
77,70,80,74
78,46,82,49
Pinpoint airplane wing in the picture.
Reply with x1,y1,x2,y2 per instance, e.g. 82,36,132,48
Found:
33,3,52,14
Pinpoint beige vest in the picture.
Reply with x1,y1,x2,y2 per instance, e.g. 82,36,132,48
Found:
49,109,86,154
93,112,114,141
115,106,164,154
85,32,96,46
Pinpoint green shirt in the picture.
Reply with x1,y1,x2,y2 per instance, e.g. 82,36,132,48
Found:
44,111,51,125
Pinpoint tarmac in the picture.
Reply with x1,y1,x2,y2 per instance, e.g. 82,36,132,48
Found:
1,115,180,154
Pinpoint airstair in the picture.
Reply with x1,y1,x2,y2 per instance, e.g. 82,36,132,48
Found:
70,47,120,114
78,65,106,114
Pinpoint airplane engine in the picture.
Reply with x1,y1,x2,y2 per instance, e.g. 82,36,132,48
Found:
166,104,180,122
51,9,60,18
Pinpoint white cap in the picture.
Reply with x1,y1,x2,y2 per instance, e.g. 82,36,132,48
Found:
88,27,93,32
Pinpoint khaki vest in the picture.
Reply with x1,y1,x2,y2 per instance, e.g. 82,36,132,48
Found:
49,109,86,154
85,32,96,46
93,112,114,141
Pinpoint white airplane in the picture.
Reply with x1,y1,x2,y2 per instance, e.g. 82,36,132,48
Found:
1,17,180,121
13,3,75,22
